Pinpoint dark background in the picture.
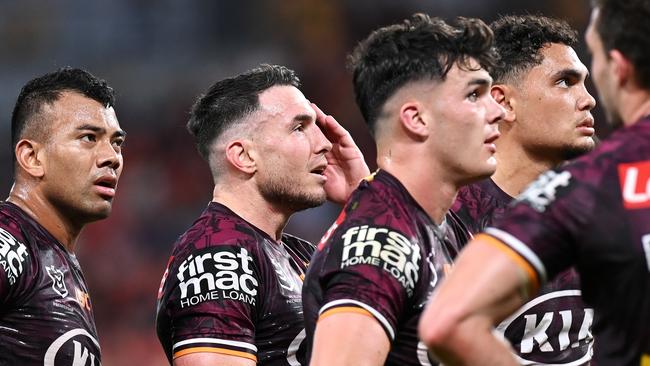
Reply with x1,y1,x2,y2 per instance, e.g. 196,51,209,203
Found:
0,1,600,364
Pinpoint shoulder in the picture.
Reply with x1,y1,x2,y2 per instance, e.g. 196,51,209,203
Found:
454,181,490,208
566,122,650,185
0,204,30,244
343,174,413,225
0,204,38,296
172,207,263,258
0,204,39,256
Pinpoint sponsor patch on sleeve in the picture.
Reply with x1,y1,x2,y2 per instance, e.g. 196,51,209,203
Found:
0,228,29,286
175,246,259,308
618,160,650,210
338,225,421,296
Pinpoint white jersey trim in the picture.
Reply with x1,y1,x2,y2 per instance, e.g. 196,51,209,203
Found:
173,337,258,352
484,227,548,284
320,299,395,340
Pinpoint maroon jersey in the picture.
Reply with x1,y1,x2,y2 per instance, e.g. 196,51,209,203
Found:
302,170,470,366
0,202,100,365
156,202,314,365
482,117,650,365
453,178,511,234
454,179,593,365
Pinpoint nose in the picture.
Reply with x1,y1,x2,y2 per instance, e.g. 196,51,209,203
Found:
97,139,122,171
487,94,505,125
313,124,333,155
578,86,597,111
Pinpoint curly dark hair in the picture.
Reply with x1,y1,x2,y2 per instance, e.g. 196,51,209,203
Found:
592,0,650,89
11,67,115,154
349,13,498,135
489,15,577,84
187,64,300,161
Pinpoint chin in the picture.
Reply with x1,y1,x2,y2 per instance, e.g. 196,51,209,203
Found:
477,166,497,181
305,190,327,208
287,195,326,213
477,158,497,177
84,204,113,222
561,142,595,160
458,165,495,186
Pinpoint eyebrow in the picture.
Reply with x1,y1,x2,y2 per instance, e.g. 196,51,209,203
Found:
466,77,492,88
551,68,588,81
293,114,315,123
76,124,127,138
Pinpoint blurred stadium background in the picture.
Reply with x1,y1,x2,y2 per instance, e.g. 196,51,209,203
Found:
0,0,599,364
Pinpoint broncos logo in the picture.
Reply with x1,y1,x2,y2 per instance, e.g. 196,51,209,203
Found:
46,265,68,298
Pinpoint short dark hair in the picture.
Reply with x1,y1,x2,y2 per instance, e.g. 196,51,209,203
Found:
592,0,650,89
349,13,498,134
490,15,577,83
11,67,115,155
187,64,300,160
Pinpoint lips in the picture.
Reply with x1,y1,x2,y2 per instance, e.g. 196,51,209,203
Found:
310,162,328,184
576,116,596,136
483,131,500,154
93,174,117,198
310,163,327,175
577,117,595,128
484,132,500,144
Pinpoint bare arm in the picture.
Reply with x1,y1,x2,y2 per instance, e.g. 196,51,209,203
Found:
418,236,539,365
174,352,256,366
312,103,370,204
310,312,390,366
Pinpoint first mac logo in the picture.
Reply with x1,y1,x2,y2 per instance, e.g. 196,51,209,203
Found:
619,160,650,209
176,246,258,308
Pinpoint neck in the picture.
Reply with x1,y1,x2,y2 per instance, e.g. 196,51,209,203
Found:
212,182,290,241
7,183,82,253
620,90,650,126
491,138,558,197
377,145,457,225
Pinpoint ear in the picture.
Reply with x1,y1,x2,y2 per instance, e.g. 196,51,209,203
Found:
398,102,428,140
609,49,633,88
491,85,516,123
15,139,45,178
225,140,256,174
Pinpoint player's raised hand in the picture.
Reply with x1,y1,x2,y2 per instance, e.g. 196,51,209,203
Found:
312,102,370,204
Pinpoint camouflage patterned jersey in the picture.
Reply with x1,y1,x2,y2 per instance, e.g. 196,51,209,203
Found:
481,117,650,365
156,202,314,365
454,179,592,365
0,201,101,366
303,170,470,365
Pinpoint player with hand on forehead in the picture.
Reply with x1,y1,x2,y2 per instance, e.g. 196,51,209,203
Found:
155,64,369,366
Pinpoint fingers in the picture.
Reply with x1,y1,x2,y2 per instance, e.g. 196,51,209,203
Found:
311,102,327,125
311,102,347,140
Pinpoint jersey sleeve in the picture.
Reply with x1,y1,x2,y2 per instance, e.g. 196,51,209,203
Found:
0,224,34,305
159,240,262,362
482,168,597,288
314,223,422,341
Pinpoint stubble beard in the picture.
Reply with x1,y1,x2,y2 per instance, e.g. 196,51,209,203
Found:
48,190,113,228
560,141,596,161
259,175,327,213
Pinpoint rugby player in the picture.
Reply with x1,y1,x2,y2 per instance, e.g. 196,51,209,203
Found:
302,14,503,365
0,68,124,364
155,64,369,366
419,1,650,365
452,15,596,364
